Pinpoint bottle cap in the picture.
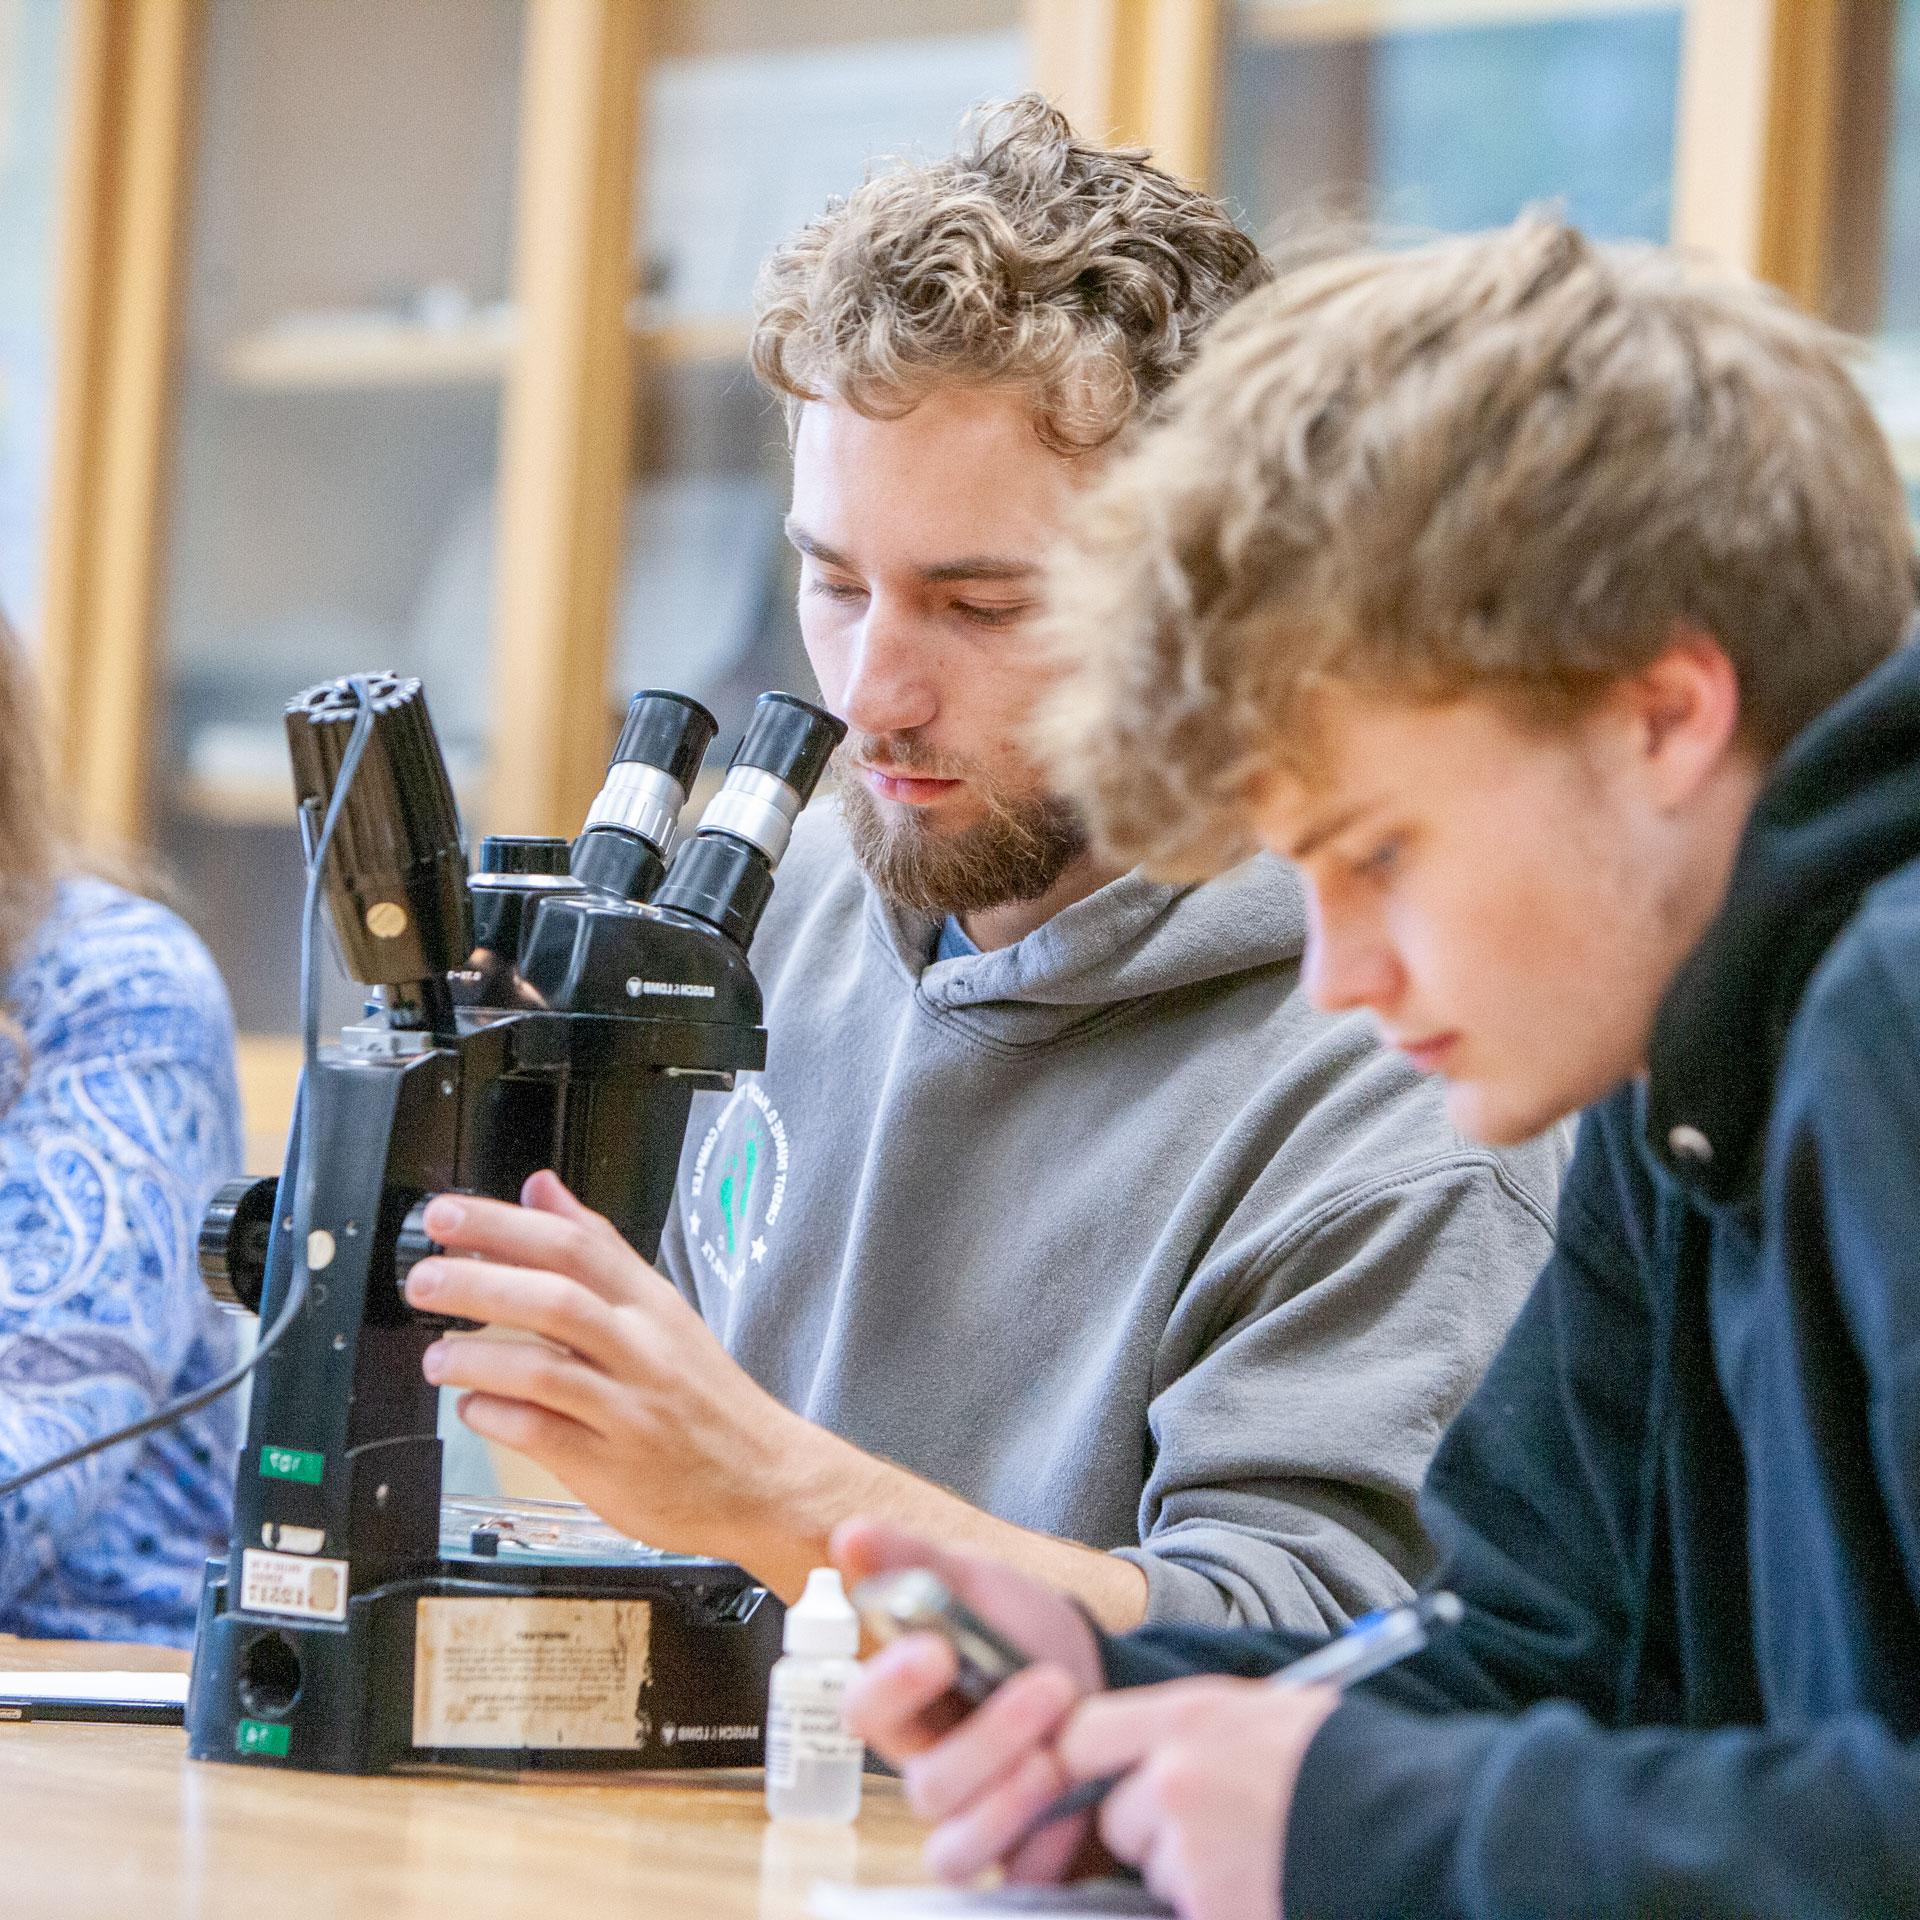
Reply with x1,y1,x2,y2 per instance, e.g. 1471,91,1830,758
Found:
784,1567,859,1657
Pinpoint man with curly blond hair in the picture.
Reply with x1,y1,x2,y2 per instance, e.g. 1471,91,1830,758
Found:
402,100,1564,1635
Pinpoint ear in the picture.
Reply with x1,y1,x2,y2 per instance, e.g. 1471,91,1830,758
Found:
1611,623,1743,811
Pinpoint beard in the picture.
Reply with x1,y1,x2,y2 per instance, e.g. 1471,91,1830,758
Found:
835,732,1089,918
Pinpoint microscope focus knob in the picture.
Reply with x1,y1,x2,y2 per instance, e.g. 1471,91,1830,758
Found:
394,1197,437,1286
394,1197,480,1332
199,1176,280,1315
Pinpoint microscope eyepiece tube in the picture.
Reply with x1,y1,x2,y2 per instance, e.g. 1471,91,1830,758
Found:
696,765,802,867
582,761,688,855
572,690,719,902
733,691,842,795
612,688,717,797
651,693,846,948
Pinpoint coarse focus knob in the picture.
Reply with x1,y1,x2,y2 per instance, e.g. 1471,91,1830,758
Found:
199,1176,280,1314
478,835,571,877
394,1197,479,1332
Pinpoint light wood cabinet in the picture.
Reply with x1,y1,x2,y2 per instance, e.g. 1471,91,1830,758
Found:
35,0,1037,1164
17,0,1879,1167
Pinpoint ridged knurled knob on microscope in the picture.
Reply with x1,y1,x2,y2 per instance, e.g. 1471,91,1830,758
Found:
395,1197,480,1332
198,1175,279,1314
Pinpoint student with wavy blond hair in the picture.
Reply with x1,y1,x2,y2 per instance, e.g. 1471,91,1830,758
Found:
0,614,240,1642
394,99,1564,1636
845,215,1920,1918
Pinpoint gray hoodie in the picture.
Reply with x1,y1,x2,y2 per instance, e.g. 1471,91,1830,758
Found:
658,801,1565,1631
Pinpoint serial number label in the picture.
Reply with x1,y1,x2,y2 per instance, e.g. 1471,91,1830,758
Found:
241,1548,348,1623
259,1445,324,1484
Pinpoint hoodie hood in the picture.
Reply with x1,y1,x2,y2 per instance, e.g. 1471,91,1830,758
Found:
1649,633,1920,1204
864,843,1309,1019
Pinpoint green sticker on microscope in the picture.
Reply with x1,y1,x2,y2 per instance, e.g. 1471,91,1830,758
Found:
236,1719,291,1758
259,1445,324,1485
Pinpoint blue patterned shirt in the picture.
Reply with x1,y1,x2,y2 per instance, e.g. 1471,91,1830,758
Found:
0,878,241,1644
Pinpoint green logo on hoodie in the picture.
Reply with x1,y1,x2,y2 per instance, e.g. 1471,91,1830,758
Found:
717,1137,758,1256
688,1082,791,1289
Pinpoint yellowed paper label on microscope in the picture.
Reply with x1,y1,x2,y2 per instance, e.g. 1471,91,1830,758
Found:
412,1596,654,1749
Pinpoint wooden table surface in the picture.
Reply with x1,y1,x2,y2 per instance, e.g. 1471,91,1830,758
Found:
0,1636,930,1920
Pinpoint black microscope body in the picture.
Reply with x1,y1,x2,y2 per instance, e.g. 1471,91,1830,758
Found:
186,674,842,1776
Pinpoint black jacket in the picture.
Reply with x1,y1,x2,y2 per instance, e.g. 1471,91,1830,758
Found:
1106,638,1920,1916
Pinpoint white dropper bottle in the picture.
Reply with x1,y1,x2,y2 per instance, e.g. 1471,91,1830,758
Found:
765,1567,864,1823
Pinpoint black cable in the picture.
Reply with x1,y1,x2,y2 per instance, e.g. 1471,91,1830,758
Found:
0,676,379,1503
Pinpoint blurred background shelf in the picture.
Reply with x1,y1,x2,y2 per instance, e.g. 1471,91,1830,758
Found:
170,770,292,827
235,1033,302,1174
217,310,755,393
218,312,518,392
171,769,487,828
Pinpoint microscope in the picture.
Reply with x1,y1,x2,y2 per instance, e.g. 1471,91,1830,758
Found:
186,673,843,1776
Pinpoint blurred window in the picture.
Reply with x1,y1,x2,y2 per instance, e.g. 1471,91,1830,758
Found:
158,0,526,1036
615,6,1028,762
1851,0,1920,520
1221,1,1684,244
0,0,73,637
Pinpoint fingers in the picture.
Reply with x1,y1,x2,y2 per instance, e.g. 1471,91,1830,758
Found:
521,1168,599,1223
454,1390,600,1467
1001,1800,1103,1889
830,1519,1053,1651
831,1518,987,1602
924,1744,1085,1885
830,1518,1102,1695
1094,1748,1173,1872
832,1523,1114,1890
406,1258,626,1369
848,1648,1085,1886
844,1632,963,1763
423,1328,619,1434
900,1665,1078,1821
1057,1678,1231,1783
420,1184,654,1308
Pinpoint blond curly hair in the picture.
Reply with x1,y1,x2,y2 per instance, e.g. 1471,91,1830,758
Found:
750,93,1267,454
1037,213,1918,877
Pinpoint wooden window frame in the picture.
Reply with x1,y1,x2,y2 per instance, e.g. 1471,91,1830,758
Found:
35,0,1859,1165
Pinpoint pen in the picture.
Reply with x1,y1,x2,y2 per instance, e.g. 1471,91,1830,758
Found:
1008,1590,1464,1854
1264,1588,1463,1691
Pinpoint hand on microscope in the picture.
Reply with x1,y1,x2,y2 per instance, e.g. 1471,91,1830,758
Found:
403,1169,818,1584
404,1171,1155,1628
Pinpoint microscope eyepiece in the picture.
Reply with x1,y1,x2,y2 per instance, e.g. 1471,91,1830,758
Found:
572,690,718,901
613,688,717,796
651,693,846,947
691,693,844,869
735,692,843,795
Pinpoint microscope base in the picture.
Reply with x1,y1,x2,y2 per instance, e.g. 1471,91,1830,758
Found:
186,1550,783,1775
